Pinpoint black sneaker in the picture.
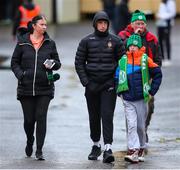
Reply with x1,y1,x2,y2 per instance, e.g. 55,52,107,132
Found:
103,149,115,163
25,137,34,157
35,150,45,161
88,145,101,160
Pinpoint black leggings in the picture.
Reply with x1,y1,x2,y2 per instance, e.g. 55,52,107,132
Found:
20,96,51,151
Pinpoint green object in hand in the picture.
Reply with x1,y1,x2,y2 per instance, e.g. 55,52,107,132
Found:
47,73,54,81
47,72,60,82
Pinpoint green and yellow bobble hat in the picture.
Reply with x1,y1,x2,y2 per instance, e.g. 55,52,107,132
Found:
131,10,147,23
127,34,142,49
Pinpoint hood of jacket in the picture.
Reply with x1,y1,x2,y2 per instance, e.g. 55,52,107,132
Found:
92,11,110,37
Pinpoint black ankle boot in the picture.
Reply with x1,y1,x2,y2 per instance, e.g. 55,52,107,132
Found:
25,145,33,157
25,136,34,157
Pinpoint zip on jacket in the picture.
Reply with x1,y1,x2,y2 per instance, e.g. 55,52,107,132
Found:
19,38,50,96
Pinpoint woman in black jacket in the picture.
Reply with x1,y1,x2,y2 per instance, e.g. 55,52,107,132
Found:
11,15,61,160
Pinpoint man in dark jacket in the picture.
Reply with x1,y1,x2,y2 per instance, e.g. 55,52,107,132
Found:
75,11,125,163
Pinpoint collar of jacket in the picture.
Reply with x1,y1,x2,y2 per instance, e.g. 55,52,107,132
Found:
94,29,109,37
18,32,51,44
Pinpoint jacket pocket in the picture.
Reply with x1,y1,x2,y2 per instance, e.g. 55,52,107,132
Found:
36,70,50,85
21,70,33,86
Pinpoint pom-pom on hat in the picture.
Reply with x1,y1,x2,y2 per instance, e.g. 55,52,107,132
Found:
131,10,146,23
127,34,142,48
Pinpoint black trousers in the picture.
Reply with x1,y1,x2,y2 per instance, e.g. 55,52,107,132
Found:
158,25,171,60
85,87,117,145
20,96,51,151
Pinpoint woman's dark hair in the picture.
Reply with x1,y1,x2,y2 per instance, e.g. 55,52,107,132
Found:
27,15,46,33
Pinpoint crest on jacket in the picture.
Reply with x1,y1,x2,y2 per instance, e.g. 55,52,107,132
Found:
107,41,112,48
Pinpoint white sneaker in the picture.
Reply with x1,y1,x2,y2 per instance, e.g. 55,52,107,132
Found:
138,148,145,162
163,60,172,67
124,149,139,163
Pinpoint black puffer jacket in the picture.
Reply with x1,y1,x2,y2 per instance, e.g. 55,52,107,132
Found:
75,11,125,90
11,29,61,99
